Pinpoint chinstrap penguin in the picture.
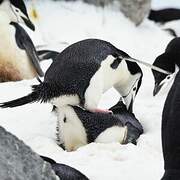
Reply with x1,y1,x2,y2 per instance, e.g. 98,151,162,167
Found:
0,0,44,82
0,39,169,113
40,156,89,180
152,37,180,96
160,63,180,179
55,99,143,151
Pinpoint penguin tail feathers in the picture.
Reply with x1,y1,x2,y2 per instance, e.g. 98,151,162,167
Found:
0,83,52,108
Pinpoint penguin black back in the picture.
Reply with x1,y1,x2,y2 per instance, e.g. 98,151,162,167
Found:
165,37,180,56
161,68,180,179
73,106,124,143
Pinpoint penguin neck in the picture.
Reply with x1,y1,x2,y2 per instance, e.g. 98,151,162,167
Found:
0,11,11,25
0,1,15,24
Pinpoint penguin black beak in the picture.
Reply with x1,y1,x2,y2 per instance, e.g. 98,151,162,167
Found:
153,83,163,96
22,17,35,31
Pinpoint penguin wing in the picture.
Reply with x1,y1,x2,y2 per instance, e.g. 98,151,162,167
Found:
12,23,44,77
37,50,59,61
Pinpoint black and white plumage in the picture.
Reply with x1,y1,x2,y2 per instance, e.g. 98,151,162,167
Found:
160,66,180,179
0,38,143,112
152,37,180,96
0,38,169,112
40,156,89,180
55,99,143,151
0,0,44,82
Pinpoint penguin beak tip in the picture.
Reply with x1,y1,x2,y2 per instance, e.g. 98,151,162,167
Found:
22,17,35,31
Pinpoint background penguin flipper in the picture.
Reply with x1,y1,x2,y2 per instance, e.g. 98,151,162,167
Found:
37,50,59,61
12,22,44,77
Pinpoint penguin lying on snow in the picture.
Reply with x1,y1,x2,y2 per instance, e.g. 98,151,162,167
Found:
40,156,89,180
55,99,143,151
160,63,180,179
152,37,180,96
0,39,169,113
0,0,44,82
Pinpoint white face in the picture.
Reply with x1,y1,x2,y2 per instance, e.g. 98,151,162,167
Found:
157,73,176,96
0,0,35,30
10,3,28,23
159,74,174,87
123,77,140,111
160,65,179,91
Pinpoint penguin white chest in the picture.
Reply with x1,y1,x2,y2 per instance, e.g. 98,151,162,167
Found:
0,21,36,79
84,56,130,110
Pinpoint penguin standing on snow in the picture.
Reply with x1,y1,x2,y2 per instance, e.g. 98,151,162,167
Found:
0,39,169,113
152,37,180,96
55,99,143,152
0,0,44,82
160,63,180,180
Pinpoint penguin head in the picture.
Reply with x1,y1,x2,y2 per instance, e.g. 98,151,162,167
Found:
152,53,176,96
0,0,35,31
125,74,142,112
119,60,143,112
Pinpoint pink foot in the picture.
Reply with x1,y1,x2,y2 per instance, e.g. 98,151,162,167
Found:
91,108,112,114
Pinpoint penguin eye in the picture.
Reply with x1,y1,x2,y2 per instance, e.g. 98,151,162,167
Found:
167,76,171,80
63,117,67,123
15,9,19,13
133,87,136,91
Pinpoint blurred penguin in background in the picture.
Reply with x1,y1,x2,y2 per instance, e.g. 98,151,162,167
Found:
0,0,44,82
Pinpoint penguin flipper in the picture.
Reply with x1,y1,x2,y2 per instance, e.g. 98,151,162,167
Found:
12,22,44,77
37,50,59,61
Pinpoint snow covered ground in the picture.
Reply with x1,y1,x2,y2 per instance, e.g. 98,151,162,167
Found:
0,0,180,179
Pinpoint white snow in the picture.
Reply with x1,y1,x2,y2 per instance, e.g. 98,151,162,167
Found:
0,0,180,179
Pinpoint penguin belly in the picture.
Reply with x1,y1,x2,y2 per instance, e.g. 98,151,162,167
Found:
95,126,127,144
0,24,37,82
